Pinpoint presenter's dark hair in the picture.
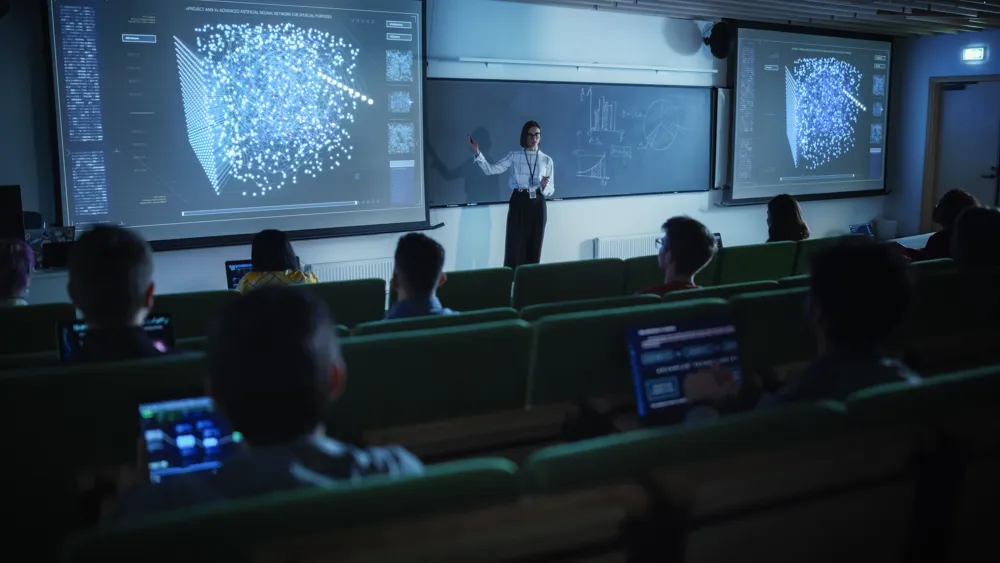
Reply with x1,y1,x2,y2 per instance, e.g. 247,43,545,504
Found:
519,120,541,148
662,216,717,276
767,194,810,243
251,229,299,272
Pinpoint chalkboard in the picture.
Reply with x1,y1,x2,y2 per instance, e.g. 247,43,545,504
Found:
425,80,713,207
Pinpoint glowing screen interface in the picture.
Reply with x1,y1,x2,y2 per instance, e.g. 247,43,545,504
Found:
139,396,243,483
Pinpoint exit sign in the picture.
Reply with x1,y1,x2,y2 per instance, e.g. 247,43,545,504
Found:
963,47,985,62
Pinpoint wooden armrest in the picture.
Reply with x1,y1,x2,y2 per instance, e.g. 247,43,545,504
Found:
255,484,651,563
363,404,580,458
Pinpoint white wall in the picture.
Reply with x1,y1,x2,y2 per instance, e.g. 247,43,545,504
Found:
6,0,888,302
885,29,1000,236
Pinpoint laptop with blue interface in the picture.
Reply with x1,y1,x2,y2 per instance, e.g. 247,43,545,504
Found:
850,223,875,239
627,316,742,424
225,260,253,290
138,396,243,483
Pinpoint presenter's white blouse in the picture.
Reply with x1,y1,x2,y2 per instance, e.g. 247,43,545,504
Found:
474,149,555,197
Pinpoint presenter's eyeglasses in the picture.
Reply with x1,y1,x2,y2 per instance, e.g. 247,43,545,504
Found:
525,132,541,139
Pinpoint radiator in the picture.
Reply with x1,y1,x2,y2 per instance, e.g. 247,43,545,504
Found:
310,258,394,287
593,234,660,260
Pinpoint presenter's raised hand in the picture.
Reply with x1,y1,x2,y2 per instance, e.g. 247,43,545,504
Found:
468,134,480,156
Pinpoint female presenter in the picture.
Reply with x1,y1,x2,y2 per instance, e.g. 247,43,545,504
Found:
468,121,554,269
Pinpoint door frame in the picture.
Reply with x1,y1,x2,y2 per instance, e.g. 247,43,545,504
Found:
920,73,1000,232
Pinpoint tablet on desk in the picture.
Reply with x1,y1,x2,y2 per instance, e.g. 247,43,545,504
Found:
627,317,742,425
139,396,243,483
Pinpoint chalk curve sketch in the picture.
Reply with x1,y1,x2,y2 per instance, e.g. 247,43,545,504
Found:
174,23,374,197
641,99,689,151
574,150,611,186
785,56,863,170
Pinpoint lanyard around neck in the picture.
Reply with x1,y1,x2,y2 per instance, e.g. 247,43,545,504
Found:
524,149,538,186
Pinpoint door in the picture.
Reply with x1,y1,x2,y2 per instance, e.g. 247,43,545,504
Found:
934,81,1000,207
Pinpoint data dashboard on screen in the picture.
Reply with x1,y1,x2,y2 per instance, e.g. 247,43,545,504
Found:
48,0,426,245
731,29,891,201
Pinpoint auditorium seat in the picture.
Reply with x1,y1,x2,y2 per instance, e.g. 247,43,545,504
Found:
524,403,919,563
716,242,797,285
66,458,521,563
1,354,208,546
519,294,658,323
527,299,728,407
308,279,386,328
512,259,626,309
153,290,238,340
0,302,76,355
730,288,814,384
909,257,955,277
777,274,811,289
624,254,720,295
352,308,518,336
662,280,778,303
437,267,514,311
848,364,1000,562
793,235,862,276
330,321,544,458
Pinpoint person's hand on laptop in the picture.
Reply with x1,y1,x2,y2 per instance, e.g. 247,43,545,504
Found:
684,363,739,404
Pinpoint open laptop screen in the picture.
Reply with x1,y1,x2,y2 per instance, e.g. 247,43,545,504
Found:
59,314,175,363
225,260,253,290
627,317,742,419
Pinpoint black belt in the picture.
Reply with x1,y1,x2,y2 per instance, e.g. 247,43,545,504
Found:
514,187,537,193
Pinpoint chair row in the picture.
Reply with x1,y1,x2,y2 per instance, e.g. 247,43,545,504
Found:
0,253,960,358
64,363,1000,563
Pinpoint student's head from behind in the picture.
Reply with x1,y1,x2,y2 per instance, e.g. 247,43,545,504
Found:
767,194,810,243
208,286,344,446
68,226,154,328
658,216,717,279
808,239,912,353
520,120,542,150
392,233,446,301
0,238,34,300
251,229,299,272
951,206,1000,270
933,189,979,232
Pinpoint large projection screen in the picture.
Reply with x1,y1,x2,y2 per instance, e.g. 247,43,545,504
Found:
731,28,891,202
48,0,428,248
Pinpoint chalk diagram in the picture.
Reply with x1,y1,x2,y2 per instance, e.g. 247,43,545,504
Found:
639,99,691,151
573,150,611,186
784,57,863,170
581,87,624,143
174,23,373,198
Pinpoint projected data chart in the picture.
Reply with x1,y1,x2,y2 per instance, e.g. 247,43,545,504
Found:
48,0,426,244
732,29,891,201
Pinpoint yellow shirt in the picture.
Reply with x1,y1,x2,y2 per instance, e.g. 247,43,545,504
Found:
236,270,320,295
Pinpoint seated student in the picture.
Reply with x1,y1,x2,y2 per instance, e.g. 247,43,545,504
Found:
901,189,979,262
236,229,319,295
951,206,1000,271
637,216,717,297
114,286,422,517
766,194,810,243
67,226,174,363
386,233,455,320
0,238,34,307
685,239,919,419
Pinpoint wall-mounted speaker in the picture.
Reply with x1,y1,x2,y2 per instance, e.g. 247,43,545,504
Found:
704,22,734,60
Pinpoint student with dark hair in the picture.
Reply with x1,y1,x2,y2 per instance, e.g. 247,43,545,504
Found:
115,286,422,517
469,120,555,268
637,216,717,297
766,194,811,243
386,233,455,320
685,239,919,418
236,229,318,295
67,226,169,362
0,238,34,307
902,189,979,262
951,206,1000,270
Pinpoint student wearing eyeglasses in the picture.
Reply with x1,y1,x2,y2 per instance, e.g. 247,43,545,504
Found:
468,121,554,269
637,216,718,297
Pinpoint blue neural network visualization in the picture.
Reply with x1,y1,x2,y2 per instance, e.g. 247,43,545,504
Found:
784,57,864,170
173,23,374,198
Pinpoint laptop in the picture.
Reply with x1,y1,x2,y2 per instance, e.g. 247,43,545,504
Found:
714,232,724,249
627,316,742,425
138,396,243,483
225,259,253,290
849,223,875,239
58,314,175,363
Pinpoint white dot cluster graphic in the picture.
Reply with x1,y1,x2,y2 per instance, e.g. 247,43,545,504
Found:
174,23,373,197
785,57,863,170
386,50,414,82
